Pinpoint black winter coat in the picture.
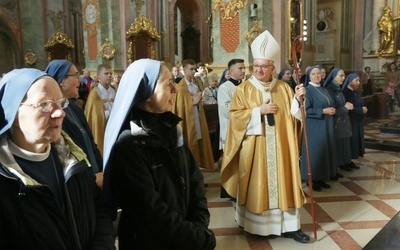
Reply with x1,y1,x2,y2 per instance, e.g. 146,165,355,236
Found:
0,137,115,250
108,110,216,250
63,103,103,173
326,84,352,139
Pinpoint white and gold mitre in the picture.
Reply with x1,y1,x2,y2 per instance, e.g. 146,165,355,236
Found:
250,30,280,61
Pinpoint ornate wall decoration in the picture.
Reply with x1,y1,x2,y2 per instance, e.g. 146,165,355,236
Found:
83,0,100,60
289,0,303,65
212,0,245,53
126,15,160,38
213,0,244,21
126,15,160,64
24,49,37,65
45,11,74,62
316,8,336,32
44,31,74,61
130,0,144,17
245,20,262,46
47,10,65,32
83,0,99,37
100,38,115,60
44,31,74,48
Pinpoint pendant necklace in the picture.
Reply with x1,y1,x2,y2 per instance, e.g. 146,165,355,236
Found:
312,85,331,106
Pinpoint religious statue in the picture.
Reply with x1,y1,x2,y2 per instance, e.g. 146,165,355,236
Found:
377,7,400,55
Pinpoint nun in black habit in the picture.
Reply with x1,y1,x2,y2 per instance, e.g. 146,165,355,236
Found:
103,59,216,250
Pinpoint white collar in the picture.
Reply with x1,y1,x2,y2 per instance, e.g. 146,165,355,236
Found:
8,137,50,162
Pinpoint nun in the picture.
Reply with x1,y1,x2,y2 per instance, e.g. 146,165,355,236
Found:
343,73,368,163
103,59,216,250
45,59,104,188
0,68,115,249
323,67,355,174
301,66,337,191
278,68,296,90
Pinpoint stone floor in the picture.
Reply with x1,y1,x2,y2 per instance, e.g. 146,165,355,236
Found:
203,110,400,250
113,111,400,250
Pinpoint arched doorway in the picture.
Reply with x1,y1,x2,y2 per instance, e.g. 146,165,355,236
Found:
168,0,210,66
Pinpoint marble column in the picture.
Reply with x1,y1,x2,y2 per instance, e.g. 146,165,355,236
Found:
353,1,365,71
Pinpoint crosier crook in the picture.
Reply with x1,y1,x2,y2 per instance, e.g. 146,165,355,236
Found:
291,35,318,240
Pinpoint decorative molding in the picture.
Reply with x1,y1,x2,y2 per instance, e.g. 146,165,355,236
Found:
44,31,74,62
212,0,245,21
245,20,262,46
213,0,245,53
47,10,65,32
100,38,115,60
131,0,145,17
126,15,160,40
126,15,160,64
316,8,336,32
83,0,100,37
44,31,74,49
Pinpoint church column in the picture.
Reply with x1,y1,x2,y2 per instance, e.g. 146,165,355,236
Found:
340,1,352,69
146,0,160,60
20,0,46,69
160,0,170,63
353,1,365,71
272,0,284,69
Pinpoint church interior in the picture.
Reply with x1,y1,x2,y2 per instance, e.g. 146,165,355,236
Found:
2,0,400,249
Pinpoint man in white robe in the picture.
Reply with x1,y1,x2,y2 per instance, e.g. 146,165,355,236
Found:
217,59,246,150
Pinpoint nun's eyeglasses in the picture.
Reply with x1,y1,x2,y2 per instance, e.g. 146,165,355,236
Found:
20,98,69,113
66,72,80,79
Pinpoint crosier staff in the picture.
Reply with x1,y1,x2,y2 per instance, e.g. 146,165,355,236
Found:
292,35,317,240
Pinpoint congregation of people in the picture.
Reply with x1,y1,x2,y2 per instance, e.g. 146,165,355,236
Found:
2,27,392,249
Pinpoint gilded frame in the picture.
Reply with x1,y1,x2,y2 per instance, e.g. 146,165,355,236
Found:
245,20,262,46
24,50,37,66
126,15,160,64
100,38,115,60
288,0,303,64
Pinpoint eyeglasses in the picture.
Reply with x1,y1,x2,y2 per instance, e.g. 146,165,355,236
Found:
253,64,274,70
66,72,80,79
20,98,69,113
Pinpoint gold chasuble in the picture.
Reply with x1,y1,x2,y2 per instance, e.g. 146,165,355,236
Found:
172,79,215,171
221,77,305,214
84,89,106,155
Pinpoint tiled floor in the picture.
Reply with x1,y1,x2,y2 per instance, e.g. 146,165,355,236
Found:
204,111,400,250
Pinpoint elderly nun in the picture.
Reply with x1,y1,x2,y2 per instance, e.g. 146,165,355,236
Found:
103,59,216,250
301,66,337,191
45,59,104,188
0,68,115,249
